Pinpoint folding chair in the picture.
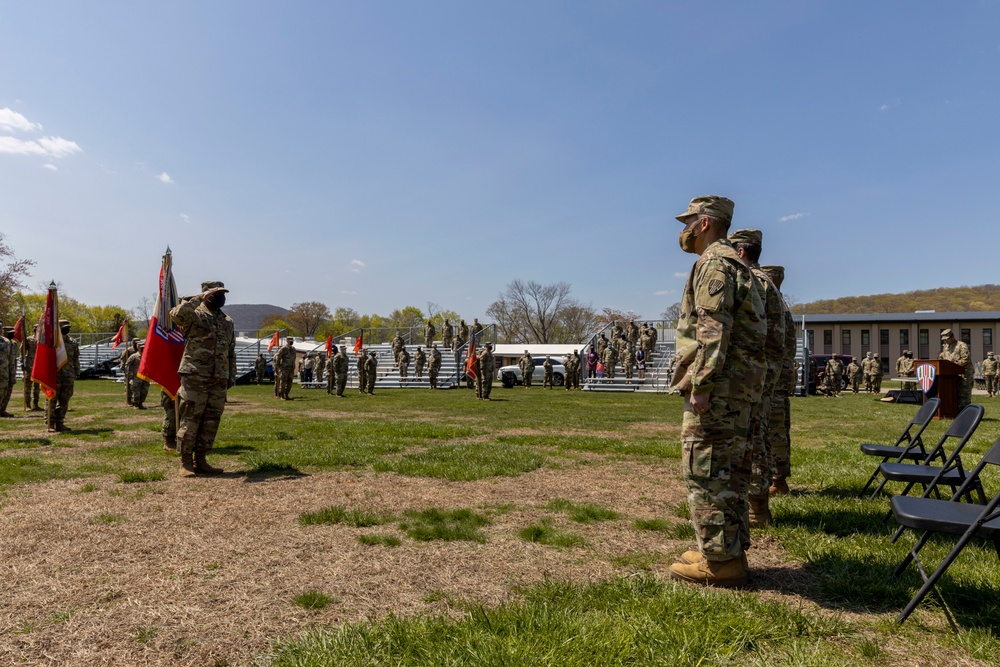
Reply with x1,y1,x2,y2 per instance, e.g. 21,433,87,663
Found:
889,435,1000,624
879,405,987,524
858,397,941,498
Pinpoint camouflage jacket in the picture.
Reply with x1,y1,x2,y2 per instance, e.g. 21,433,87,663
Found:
274,343,297,371
543,359,553,373
424,323,435,340
478,350,494,375
751,265,786,395
457,324,469,341
430,348,442,369
777,300,796,393
58,337,81,380
675,238,766,401
254,356,267,373
442,324,454,344
601,345,617,365
414,349,427,367
620,347,634,367
364,355,378,375
826,357,843,377
21,336,36,370
519,355,535,373
391,336,405,355
0,336,9,381
333,353,349,376
169,297,237,381
940,341,974,379
982,358,999,375
398,349,410,367
846,361,862,380
125,351,142,378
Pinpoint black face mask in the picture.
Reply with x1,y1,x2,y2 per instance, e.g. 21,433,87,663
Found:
206,293,226,309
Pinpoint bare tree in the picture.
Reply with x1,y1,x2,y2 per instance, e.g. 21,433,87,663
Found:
487,279,585,344
0,233,36,323
598,307,642,325
286,301,332,337
660,302,681,326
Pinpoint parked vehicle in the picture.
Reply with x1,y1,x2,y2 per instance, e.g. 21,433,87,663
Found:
497,358,566,388
809,353,854,394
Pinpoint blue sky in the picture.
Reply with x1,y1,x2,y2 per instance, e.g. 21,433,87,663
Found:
2,1,999,322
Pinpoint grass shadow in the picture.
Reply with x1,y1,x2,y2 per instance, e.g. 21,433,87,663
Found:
241,462,307,482
212,444,256,455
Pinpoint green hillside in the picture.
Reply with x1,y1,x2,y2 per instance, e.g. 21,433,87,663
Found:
792,284,1000,314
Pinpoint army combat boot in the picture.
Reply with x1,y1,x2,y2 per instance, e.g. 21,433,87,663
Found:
163,437,177,452
668,556,748,588
679,550,749,571
179,452,198,477
194,451,223,475
748,495,772,528
768,477,790,496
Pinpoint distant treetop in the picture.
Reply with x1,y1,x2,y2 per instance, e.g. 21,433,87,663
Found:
792,284,1000,315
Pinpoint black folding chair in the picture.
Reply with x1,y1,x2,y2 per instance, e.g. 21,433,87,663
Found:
858,397,941,498
889,435,1000,624
879,405,987,528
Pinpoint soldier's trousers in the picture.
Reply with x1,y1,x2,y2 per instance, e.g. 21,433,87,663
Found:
415,364,424,378
958,376,975,411
161,391,177,441
327,374,335,394
277,370,293,398
176,375,227,455
366,374,376,394
476,375,493,398
336,375,347,396
429,369,438,389
133,379,149,407
873,375,883,392
769,390,792,479
523,372,532,388
986,375,997,395
681,395,752,560
24,378,40,408
747,393,773,498
358,371,366,392
0,380,9,414
543,371,553,388
851,376,861,393
0,380,13,413
830,373,842,395
46,376,74,428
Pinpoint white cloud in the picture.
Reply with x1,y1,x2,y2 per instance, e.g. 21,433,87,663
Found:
778,212,807,222
158,172,173,184
0,108,42,133
654,289,675,296
348,259,365,273
340,290,358,295
673,272,687,279
180,213,191,224
0,135,81,157
42,164,58,172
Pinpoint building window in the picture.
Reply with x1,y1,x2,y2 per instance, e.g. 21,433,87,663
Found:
985,328,993,352
823,330,832,345
880,329,889,346
861,330,870,346
807,330,815,350
919,329,929,359
842,329,851,354
961,329,971,345
900,329,909,347
919,330,929,346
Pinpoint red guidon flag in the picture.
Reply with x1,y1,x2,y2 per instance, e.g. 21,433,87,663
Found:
31,282,67,399
137,248,185,398
12,315,24,343
325,334,334,357
111,319,128,349
353,331,363,355
465,341,478,380
267,330,280,353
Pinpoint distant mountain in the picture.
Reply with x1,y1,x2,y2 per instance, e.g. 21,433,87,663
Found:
792,284,1000,315
225,304,289,335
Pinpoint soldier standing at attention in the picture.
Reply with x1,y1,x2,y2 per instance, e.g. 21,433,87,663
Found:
542,355,554,389
254,353,267,385
391,331,405,367
476,342,494,400
601,341,618,381
596,333,609,357
365,351,378,394
825,355,843,397
125,345,148,409
472,318,484,342
456,320,469,350
872,354,884,394
169,282,235,476
356,348,367,394
21,325,41,411
442,320,454,350
315,352,325,385
760,265,795,497
119,338,138,406
621,344,635,384
667,195,766,588
45,320,81,431
325,347,337,394
518,350,535,388
940,329,974,410
424,320,436,350
895,351,908,381
429,344,442,389
274,337,297,400
862,352,875,393
982,352,998,397
2,326,16,416
0,323,11,418
846,357,862,394
333,346,349,397
414,346,426,379
398,347,411,381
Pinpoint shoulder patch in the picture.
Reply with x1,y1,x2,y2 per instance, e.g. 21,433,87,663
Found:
708,280,725,296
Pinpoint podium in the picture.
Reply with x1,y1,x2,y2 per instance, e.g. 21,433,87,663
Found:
913,359,966,419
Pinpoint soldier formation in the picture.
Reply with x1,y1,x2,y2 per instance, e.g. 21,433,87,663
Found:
667,195,796,590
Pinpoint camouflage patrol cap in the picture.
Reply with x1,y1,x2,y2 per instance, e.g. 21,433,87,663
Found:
728,228,762,246
675,195,735,224
58,319,70,326
760,265,785,287
941,329,953,339
201,281,228,292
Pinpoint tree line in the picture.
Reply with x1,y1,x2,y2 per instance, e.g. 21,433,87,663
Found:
791,284,1000,315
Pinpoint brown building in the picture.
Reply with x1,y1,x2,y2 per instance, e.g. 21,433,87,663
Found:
795,311,1000,373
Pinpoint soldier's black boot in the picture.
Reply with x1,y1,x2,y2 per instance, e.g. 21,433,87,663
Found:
194,451,223,475
163,437,177,452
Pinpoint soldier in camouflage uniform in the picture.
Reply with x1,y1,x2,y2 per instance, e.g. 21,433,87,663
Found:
398,347,411,380
472,318,484,342
47,320,81,432
424,321,436,350
596,333,609,358
871,354,884,394
760,265,796,497
0,324,11,418
21,326,41,410
333,346,349,396
518,350,535,388
254,353,267,384
325,347,337,394
314,353,325,385
429,344,442,389
456,320,469,350
940,329,975,410
668,196,766,588
982,352,998,397
730,230,785,526
169,282,236,476
862,353,875,393
542,355,554,389
626,320,640,346
414,346,426,379
825,355,843,397
160,390,177,451
391,331,405,366
846,357,862,394
442,320,454,350
274,337,297,400
356,349,368,394
125,346,149,409
476,342,494,400
601,341,618,380
365,351,378,394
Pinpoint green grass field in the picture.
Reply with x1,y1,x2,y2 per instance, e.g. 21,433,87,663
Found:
2,380,999,665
